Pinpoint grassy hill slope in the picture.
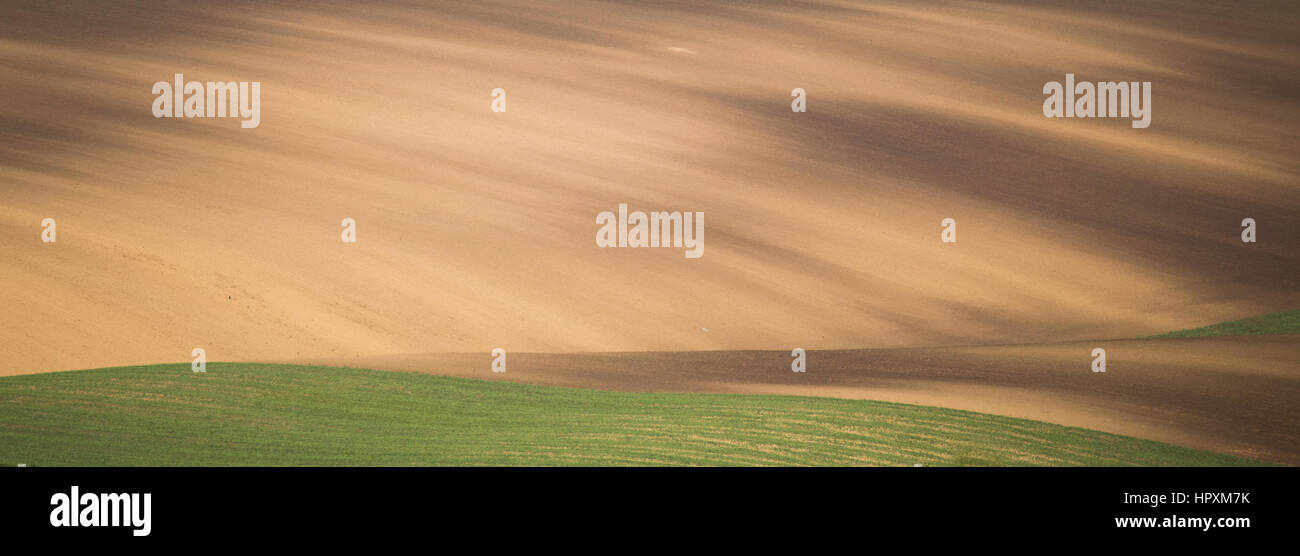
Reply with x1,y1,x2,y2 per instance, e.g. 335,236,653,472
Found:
0,363,1262,466
1151,310,1300,338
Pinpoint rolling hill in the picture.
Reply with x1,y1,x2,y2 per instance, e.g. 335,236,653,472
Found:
0,363,1263,466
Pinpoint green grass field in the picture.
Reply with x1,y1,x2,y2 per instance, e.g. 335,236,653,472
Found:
1150,309,1300,338
0,363,1259,466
